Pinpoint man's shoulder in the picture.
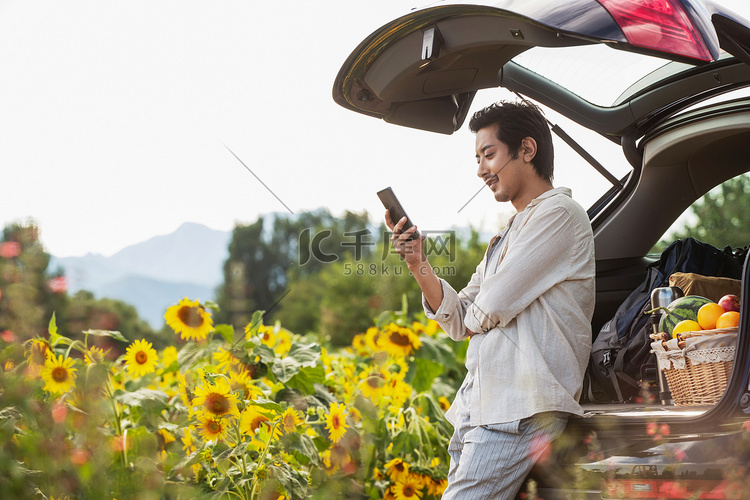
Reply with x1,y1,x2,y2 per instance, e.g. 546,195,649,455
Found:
538,188,586,215
536,189,592,236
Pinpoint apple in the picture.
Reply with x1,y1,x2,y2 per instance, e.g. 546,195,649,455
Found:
718,294,740,313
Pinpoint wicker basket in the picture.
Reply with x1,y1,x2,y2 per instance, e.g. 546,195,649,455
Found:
652,328,737,406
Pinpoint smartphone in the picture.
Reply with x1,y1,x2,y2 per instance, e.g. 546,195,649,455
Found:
377,187,420,241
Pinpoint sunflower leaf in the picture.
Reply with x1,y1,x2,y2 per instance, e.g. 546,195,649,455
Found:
286,365,325,394
48,312,73,347
244,310,266,338
214,324,235,345
48,312,58,336
391,427,420,459
269,460,309,498
286,431,319,467
114,388,169,409
252,344,276,364
271,357,300,383
83,329,128,343
286,342,321,366
250,398,284,413
408,358,443,394
170,444,206,477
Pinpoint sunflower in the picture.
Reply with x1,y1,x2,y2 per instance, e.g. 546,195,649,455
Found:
386,377,413,408
177,372,194,409
213,347,240,373
229,370,263,400
197,415,230,442
25,338,49,378
182,425,196,453
320,449,340,476
358,370,387,401
193,377,240,419
165,297,213,341
124,339,158,377
391,475,424,500
351,334,367,355
438,396,451,412
41,354,77,394
425,476,448,496
364,326,381,351
274,407,304,437
84,346,106,366
325,402,349,444
384,457,410,483
161,345,178,369
274,328,292,355
240,406,272,435
157,428,176,459
379,323,421,357
253,324,277,347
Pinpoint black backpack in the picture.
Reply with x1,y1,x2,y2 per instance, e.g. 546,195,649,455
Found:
586,238,745,403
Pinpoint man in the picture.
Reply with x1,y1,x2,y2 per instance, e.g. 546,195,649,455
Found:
385,101,595,499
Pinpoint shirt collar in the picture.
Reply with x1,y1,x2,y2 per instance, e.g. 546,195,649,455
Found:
526,186,571,208
502,186,571,230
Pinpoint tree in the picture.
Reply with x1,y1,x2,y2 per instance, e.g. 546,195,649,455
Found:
214,209,375,330
657,174,750,252
0,221,157,350
0,222,64,340
65,290,161,354
306,226,489,346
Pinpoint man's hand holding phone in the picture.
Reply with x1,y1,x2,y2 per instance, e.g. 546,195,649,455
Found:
378,187,444,314
384,209,427,269
378,187,427,269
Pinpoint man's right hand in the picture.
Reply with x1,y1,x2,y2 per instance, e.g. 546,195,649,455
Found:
384,210,427,269
384,210,444,315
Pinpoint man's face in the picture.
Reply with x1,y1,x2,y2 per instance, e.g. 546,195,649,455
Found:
475,124,525,204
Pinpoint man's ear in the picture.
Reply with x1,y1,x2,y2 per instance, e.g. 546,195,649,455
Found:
521,137,537,163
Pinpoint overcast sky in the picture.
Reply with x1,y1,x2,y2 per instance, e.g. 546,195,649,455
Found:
1,0,748,257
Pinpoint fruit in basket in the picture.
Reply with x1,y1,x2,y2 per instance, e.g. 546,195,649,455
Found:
658,295,713,336
697,302,725,330
715,310,740,329
672,319,702,337
718,294,740,313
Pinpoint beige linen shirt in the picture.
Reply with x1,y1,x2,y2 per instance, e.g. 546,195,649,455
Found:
423,187,595,426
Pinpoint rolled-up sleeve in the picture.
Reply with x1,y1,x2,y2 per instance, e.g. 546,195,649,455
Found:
463,206,575,334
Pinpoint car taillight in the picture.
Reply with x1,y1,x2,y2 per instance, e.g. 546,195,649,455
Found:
596,0,712,62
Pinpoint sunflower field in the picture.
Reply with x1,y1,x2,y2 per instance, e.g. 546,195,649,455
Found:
0,296,468,499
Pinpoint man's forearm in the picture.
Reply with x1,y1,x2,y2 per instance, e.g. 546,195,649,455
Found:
408,260,443,313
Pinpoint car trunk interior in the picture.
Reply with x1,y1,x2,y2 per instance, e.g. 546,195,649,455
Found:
584,102,750,420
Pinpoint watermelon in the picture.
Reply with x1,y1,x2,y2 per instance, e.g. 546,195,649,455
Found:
658,295,713,336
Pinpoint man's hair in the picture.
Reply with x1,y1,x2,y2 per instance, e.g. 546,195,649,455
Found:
468,101,554,182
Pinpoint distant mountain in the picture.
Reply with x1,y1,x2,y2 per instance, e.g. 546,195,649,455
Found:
50,222,231,328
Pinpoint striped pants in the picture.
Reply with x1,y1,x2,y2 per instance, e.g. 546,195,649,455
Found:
442,411,569,499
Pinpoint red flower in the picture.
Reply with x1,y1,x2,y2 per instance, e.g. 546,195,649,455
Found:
0,242,21,258
51,401,68,423
47,276,68,294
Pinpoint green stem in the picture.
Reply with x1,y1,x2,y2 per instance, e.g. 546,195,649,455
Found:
104,375,125,466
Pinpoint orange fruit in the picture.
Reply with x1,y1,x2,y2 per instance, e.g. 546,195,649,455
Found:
716,311,740,329
672,319,702,337
697,302,725,330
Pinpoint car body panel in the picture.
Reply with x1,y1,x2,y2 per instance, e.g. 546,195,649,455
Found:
333,0,750,135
